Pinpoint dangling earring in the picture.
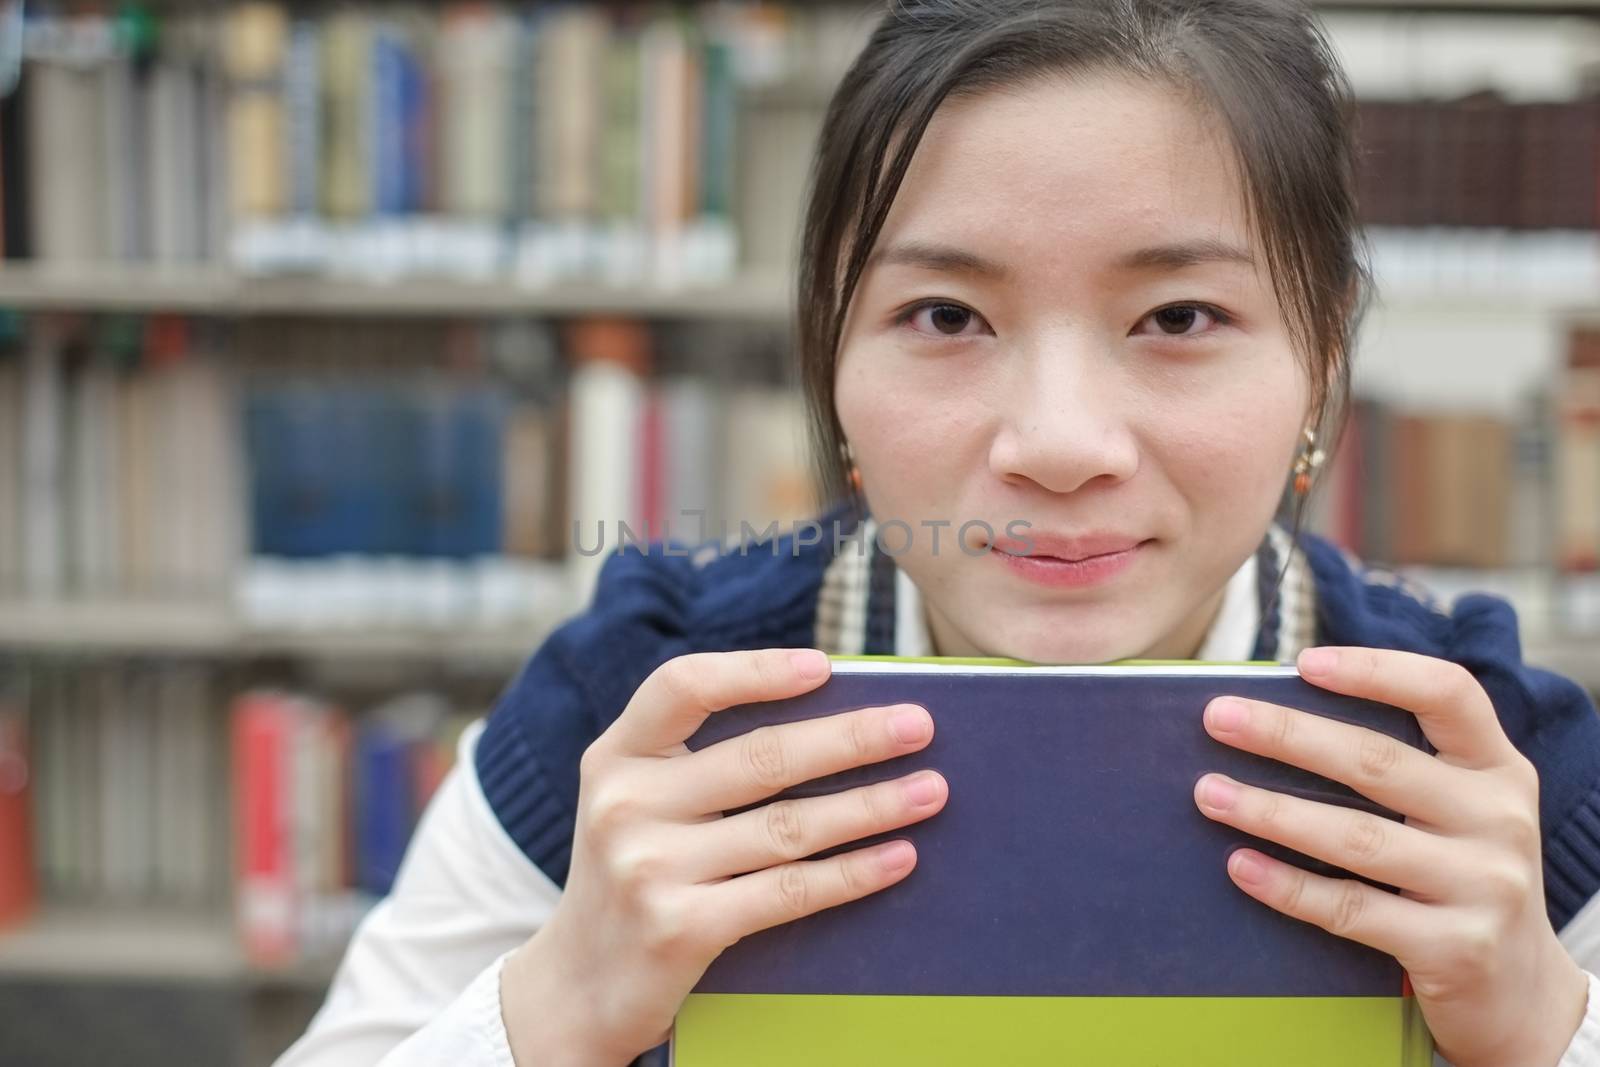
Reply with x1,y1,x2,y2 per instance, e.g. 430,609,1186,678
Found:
1292,427,1325,496
839,440,864,494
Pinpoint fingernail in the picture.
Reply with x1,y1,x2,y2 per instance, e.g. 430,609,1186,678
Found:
1230,850,1268,886
879,840,915,874
1298,647,1336,677
1198,774,1238,812
790,649,829,680
1206,698,1248,733
903,771,943,807
890,706,931,745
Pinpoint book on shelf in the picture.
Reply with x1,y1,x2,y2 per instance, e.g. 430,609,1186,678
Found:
0,671,33,932
0,311,816,629
1355,93,1600,231
0,655,480,965
1,316,245,604
1307,399,1519,570
231,685,474,967
558,316,820,600
1,1,873,286
14,660,226,918
1557,373,1600,573
16,10,1600,281
1559,329,1600,575
673,657,1433,1067
1296,364,1600,640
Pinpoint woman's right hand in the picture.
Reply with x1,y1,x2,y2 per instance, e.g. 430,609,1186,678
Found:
499,647,947,1067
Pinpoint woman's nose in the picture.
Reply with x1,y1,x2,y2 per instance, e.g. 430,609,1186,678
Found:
986,342,1140,495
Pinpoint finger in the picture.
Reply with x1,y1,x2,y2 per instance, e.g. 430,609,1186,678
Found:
1222,845,1438,964
1201,695,1485,832
1194,773,1465,901
606,648,832,757
709,838,919,943
1297,647,1513,769
672,701,935,815
687,770,948,879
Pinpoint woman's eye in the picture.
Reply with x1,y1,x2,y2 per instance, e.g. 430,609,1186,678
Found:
902,302,987,337
1137,304,1230,337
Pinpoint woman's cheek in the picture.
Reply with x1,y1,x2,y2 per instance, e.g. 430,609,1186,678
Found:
840,347,990,498
1146,391,1294,526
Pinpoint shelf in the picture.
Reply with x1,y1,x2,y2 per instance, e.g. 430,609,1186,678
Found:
1,599,1593,687
0,909,338,989
4,261,1599,323
0,263,793,321
0,599,560,666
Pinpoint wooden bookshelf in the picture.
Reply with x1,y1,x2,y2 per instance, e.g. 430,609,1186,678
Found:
0,909,338,989
3,229,1596,322
0,263,793,320
0,599,562,667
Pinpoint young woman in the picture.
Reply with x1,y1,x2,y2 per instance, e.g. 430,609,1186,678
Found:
278,2,1600,1065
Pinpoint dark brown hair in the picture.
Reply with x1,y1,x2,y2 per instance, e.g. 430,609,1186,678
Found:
797,0,1371,535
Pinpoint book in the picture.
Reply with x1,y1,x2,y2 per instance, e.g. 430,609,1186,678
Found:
673,657,1434,1067
354,691,449,897
223,1,288,220
0,673,34,931
20,330,64,598
1558,367,1600,572
0,50,32,260
0,347,23,592
233,689,297,965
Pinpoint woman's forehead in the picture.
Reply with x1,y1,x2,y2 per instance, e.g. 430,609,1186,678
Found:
877,73,1258,272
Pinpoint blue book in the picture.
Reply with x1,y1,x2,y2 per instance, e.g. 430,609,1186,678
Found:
456,386,507,557
411,382,506,558
370,379,415,557
353,718,412,896
245,381,340,558
396,36,426,214
326,379,384,554
242,384,286,557
355,695,446,896
672,657,1435,1066
369,23,407,218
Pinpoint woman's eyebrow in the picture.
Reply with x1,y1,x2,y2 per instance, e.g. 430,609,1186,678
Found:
865,237,1255,280
866,241,1010,280
1116,238,1256,272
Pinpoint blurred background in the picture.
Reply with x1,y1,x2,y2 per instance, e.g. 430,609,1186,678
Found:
0,0,1598,1064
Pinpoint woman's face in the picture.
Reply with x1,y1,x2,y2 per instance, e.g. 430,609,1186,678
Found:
833,72,1312,663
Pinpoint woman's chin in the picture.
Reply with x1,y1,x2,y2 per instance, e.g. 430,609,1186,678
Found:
949,610,1149,665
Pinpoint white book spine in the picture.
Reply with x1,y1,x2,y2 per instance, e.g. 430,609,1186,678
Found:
568,360,644,601
21,339,63,599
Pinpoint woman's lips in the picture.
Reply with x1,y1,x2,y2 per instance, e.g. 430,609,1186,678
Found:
988,534,1149,589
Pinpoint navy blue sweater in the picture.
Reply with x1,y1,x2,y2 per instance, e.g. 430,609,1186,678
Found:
475,503,1600,932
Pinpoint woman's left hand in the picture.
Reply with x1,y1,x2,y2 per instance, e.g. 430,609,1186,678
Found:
1193,645,1590,1067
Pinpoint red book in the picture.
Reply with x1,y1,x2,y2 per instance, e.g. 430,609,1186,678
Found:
233,691,297,967
410,735,449,819
636,385,665,541
0,703,35,931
